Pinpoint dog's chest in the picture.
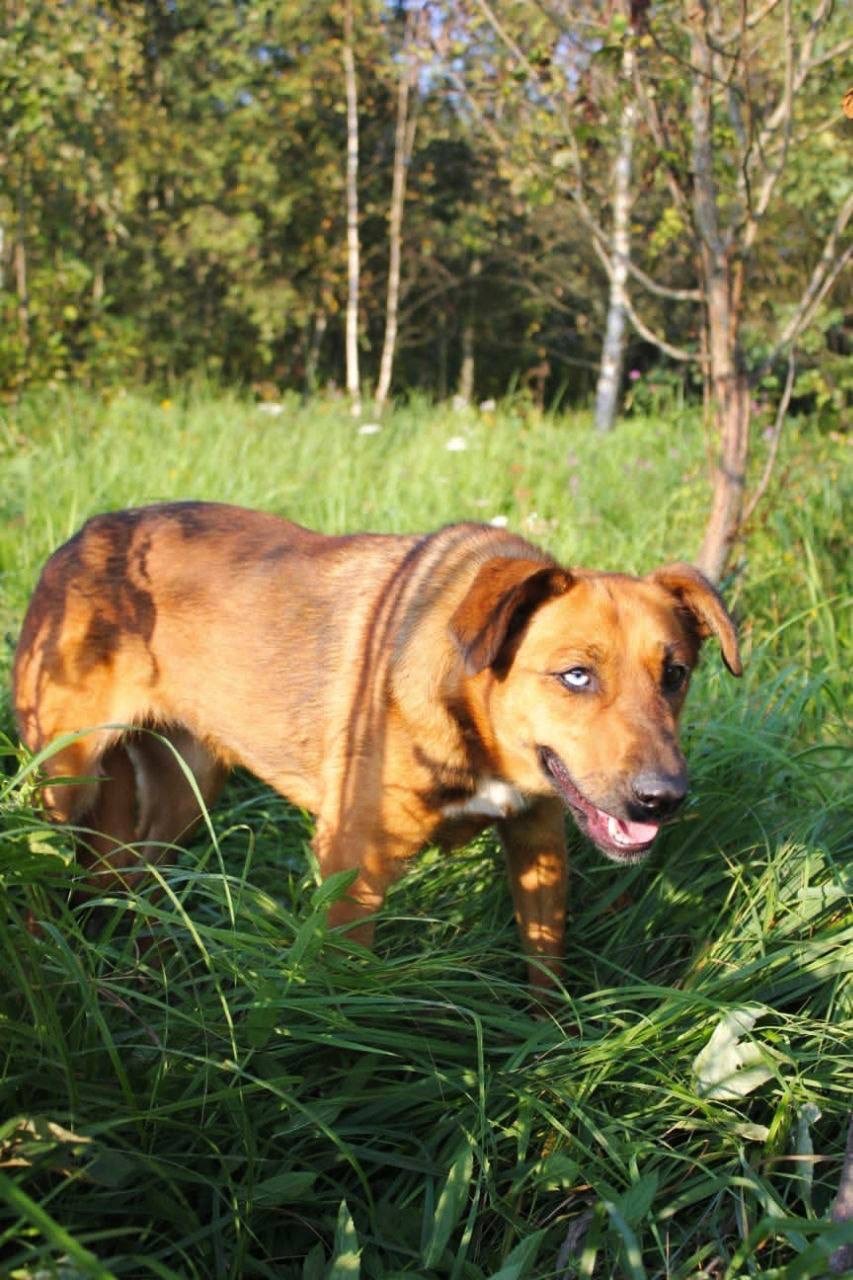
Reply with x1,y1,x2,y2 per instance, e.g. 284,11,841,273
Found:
440,777,528,822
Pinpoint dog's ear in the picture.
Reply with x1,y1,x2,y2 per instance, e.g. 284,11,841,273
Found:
648,563,742,676
450,557,572,676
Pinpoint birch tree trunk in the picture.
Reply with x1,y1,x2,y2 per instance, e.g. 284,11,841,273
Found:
593,34,636,433
375,15,419,410
688,1,749,584
342,0,361,413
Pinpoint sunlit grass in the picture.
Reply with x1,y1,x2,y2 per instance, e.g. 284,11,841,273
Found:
0,386,850,1277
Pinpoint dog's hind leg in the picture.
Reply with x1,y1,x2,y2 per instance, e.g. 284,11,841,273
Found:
54,727,227,895
128,727,228,863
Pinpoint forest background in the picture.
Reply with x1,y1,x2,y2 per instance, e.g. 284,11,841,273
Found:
2,0,850,578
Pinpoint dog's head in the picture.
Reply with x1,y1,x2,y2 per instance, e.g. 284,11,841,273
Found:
450,556,741,862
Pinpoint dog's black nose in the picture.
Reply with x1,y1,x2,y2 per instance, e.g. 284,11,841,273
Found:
631,771,688,818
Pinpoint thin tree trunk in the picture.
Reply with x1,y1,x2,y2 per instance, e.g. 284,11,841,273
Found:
437,322,448,400
457,323,475,405
374,14,419,410
15,188,29,351
342,0,361,413
688,2,749,583
304,309,327,398
594,33,636,433
456,257,481,406
92,259,105,305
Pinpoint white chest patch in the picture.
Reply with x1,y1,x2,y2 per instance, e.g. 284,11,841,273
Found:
441,778,529,822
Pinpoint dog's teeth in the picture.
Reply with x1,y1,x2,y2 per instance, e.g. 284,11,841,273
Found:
607,815,628,845
607,815,637,846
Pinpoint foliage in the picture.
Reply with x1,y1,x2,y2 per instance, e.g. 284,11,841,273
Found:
0,388,850,1276
0,2,848,411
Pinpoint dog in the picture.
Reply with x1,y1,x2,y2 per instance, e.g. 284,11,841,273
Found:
13,503,741,985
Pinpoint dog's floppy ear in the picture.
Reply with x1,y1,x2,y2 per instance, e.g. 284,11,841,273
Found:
450,557,572,675
648,563,742,676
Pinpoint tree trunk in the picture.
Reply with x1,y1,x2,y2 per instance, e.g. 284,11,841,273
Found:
457,326,475,405
304,309,327,397
696,367,749,582
456,257,481,406
15,188,29,352
594,34,636,433
92,258,105,305
374,14,419,410
688,1,749,583
342,0,361,413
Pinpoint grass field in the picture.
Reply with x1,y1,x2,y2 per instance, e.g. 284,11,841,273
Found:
0,387,850,1279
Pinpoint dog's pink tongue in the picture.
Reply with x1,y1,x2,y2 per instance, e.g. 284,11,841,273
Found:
604,812,660,846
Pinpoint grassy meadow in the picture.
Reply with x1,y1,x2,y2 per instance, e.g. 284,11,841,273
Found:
0,387,850,1278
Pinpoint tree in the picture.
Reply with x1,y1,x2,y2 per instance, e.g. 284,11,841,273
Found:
440,0,852,579
374,2,422,410
342,0,362,411
593,0,646,433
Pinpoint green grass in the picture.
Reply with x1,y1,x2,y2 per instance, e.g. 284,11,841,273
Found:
0,386,850,1278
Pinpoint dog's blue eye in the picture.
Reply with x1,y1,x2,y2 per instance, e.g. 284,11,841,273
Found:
561,667,592,690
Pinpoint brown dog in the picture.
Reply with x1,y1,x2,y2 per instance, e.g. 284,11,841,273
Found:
13,503,741,985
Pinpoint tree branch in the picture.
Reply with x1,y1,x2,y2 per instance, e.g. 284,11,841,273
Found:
624,257,702,302
759,191,853,371
622,289,700,361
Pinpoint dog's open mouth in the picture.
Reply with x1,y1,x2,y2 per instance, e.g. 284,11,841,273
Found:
538,747,659,863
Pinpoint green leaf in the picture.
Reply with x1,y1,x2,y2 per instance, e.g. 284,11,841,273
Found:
602,1201,647,1280
486,1227,547,1280
312,869,359,912
303,1241,326,1280
251,1170,317,1206
326,1200,361,1279
613,1172,658,1226
422,1137,475,1267
244,980,281,1049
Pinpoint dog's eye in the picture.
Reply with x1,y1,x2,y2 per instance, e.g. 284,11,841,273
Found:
560,667,593,691
663,662,689,693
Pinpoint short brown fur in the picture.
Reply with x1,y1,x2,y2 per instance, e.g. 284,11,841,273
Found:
13,503,741,986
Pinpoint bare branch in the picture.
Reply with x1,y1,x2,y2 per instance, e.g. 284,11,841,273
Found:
721,0,783,43
760,191,853,370
622,290,700,361
436,55,509,157
747,0,835,176
740,0,794,247
624,258,702,302
589,233,699,361
473,0,528,69
632,66,694,224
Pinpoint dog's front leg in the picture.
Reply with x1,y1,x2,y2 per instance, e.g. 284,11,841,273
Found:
313,819,414,948
498,798,568,989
